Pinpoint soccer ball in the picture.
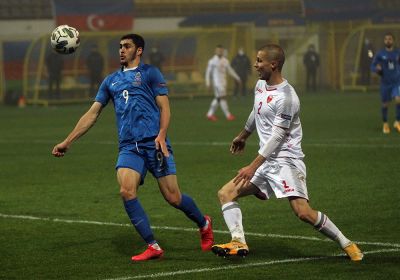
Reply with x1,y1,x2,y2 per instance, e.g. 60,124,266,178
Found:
50,25,80,54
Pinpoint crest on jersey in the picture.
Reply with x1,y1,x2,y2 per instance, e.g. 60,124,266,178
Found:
267,95,273,103
132,72,142,86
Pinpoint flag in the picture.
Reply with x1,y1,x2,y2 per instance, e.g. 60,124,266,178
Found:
53,0,134,31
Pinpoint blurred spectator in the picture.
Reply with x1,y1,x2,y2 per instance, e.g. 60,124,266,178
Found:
231,47,252,97
360,38,374,85
86,45,104,95
45,50,64,99
303,44,320,91
149,46,165,72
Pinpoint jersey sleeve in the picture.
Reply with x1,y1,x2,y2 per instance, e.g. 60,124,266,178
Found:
244,108,256,132
149,66,168,96
370,51,382,73
94,76,111,106
205,59,213,87
273,94,298,129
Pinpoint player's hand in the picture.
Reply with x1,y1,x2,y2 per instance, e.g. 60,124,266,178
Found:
233,165,256,187
376,64,383,75
230,136,246,154
52,141,69,157
155,135,169,157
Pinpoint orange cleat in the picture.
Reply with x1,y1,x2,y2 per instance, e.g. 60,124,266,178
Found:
383,122,390,134
212,239,249,257
343,243,363,262
394,121,400,133
200,215,214,251
226,114,236,121
131,244,164,262
207,115,218,121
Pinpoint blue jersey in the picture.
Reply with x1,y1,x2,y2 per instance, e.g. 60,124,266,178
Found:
95,62,168,149
371,48,400,85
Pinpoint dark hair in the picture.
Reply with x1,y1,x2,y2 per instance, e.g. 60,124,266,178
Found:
120,34,145,50
258,44,285,71
216,44,223,48
384,32,395,40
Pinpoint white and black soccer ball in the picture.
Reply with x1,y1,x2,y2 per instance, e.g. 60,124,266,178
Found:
50,25,80,54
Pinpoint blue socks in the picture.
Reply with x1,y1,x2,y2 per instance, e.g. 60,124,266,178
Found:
124,194,205,245
174,194,206,228
382,106,388,122
123,198,155,244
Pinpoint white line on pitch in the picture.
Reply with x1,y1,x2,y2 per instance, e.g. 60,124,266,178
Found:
1,213,399,249
102,248,400,280
0,139,399,148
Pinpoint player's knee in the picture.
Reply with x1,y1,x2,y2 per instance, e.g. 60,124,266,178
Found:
165,194,181,207
217,188,232,204
217,188,224,201
119,186,136,200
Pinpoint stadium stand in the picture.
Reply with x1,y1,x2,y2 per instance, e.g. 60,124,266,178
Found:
0,0,302,20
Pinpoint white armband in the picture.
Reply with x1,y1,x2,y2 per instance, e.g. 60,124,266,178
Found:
258,125,286,158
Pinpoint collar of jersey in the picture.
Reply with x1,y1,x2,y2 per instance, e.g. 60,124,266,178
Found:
265,79,288,91
122,62,143,72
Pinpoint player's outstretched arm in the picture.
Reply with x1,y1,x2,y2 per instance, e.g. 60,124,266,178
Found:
52,102,103,157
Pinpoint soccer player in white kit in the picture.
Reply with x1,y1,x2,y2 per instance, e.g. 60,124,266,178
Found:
211,44,363,261
205,45,241,121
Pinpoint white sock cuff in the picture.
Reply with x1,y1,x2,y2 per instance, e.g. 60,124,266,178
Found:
314,211,322,227
222,201,239,212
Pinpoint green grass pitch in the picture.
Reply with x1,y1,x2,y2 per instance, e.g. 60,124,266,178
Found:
0,91,399,279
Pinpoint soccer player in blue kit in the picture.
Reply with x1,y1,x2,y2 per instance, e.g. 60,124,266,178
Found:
52,34,214,261
371,32,400,134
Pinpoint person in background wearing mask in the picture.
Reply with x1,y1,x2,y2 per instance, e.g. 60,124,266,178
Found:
231,47,252,98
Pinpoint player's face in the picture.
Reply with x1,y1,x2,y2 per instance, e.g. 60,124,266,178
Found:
384,35,394,49
119,39,142,66
215,47,224,57
254,50,275,81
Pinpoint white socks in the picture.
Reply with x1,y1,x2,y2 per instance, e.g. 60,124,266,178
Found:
201,218,209,231
314,211,351,249
207,98,218,116
150,242,162,250
220,99,231,117
207,98,231,117
222,202,246,244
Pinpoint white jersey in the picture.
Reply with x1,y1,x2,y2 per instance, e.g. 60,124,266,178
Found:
205,55,240,88
249,79,304,160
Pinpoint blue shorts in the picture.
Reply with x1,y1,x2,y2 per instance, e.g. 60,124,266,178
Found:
380,83,400,103
116,138,177,185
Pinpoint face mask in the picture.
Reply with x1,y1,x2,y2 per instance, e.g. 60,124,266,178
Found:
238,50,244,55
